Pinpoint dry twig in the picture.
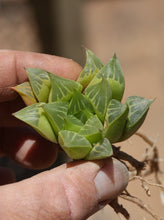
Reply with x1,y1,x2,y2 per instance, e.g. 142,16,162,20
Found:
135,131,162,184
130,176,164,190
110,130,164,219
112,145,145,172
109,198,130,220
120,193,163,220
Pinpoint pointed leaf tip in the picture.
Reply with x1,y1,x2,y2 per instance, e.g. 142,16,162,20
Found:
85,77,112,122
79,115,104,144
85,138,113,160
26,68,51,103
120,96,154,141
58,130,92,159
43,101,69,135
88,53,125,101
12,81,37,106
105,99,128,143
77,48,103,88
48,72,82,102
13,103,57,143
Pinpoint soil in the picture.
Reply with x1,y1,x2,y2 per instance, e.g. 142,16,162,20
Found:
82,1,164,219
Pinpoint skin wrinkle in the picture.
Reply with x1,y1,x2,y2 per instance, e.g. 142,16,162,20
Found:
60,176,73,220
39,163,98,220
0,50,82,102
13,51,19,88
36,179,51,220
0,185,35,220
61,162,101,220
66,160,105,214
12,52,28,86
0,158,128,220
0,50,129,219
65,172,96,220
1,52,15,87
19,177,50,220
0,52,23,101
37,170,71,220
60,174,86,220
14,185,37,220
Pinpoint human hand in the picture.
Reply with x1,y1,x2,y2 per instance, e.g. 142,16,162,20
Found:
0,50,129,220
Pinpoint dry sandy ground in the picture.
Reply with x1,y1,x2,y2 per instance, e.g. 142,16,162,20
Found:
82,0,164,219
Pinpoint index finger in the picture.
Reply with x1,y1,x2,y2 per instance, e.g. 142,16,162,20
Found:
0,50,82,102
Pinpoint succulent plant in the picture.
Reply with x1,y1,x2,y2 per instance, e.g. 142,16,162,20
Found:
13,49,153,160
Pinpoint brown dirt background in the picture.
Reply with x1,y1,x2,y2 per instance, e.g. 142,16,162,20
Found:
84,1,164,219
0,0,163,219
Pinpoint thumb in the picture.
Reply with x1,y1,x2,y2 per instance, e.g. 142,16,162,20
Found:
0,158,129,220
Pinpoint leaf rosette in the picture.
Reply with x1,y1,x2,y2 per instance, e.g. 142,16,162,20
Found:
13,49,153,160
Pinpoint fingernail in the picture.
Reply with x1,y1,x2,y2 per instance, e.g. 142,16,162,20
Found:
15,139,36,166
94,158,129,203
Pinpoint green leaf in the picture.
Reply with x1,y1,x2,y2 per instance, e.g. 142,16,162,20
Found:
68,91,94,123
12,82,37,106
88,54,125,101
77,48,103,88
74,110,93,124
64,115,83,132
85,77,112,122
79,115,104,144
104,99,128,143
68,91,94,115
48,72,82,102
13,103,57,143
43,101,69,135
26,68,51,102
58,130,92,159
85,138,113,160
120,96,154,141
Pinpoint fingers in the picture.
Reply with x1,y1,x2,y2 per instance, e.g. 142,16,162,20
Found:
0,159,129,220
0,127,58,169
0,50,82,102
0,167,15,185
0,96,26,127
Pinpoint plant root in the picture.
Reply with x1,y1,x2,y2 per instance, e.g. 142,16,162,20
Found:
109,198,130,220
120,192,163,220
112,145,145,172
109,131,164,220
